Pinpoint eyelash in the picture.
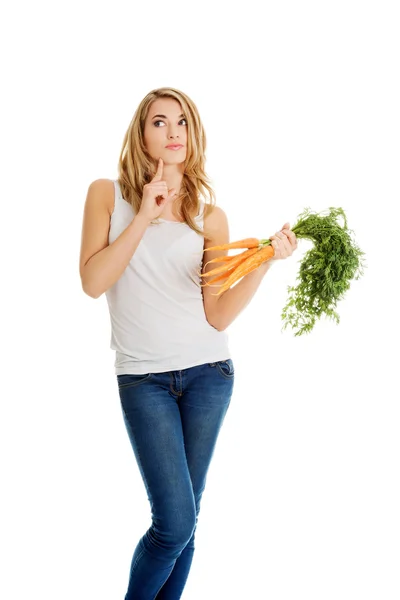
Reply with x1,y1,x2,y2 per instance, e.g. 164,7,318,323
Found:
153,118,187,127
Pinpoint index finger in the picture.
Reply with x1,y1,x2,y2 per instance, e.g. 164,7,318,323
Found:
151,157,163,181
283,228,297,246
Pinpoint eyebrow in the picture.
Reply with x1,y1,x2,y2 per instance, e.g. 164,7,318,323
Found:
151,113,185,120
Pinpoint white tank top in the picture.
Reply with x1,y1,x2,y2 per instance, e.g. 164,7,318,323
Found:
105,180,232,375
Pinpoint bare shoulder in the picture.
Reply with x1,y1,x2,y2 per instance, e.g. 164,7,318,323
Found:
86,178,115,216
203,204,228,241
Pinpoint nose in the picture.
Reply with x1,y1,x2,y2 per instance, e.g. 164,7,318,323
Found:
168,126,180,139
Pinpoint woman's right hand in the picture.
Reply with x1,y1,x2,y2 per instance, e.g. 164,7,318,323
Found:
138,157,177,222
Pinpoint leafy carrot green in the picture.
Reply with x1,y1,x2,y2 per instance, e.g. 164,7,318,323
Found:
283,207,365,335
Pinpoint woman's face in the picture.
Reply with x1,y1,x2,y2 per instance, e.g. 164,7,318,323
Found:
143,97,188,166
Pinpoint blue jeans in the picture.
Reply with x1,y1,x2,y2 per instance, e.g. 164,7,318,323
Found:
117,359,235,600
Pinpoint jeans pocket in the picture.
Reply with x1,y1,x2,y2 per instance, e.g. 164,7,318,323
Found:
212,359,235,379
117,373,152,389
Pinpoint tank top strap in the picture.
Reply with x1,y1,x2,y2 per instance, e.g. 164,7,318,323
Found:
110,179,127,217
113,179,123,200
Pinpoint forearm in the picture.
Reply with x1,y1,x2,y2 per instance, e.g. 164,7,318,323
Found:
81,213,150,299
213,260,274,331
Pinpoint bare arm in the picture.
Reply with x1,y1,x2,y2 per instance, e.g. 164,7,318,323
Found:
213,261,272,331
79,180,150,299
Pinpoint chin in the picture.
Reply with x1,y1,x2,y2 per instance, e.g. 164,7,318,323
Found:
164,156,186,165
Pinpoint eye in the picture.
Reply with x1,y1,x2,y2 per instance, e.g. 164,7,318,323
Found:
154,118,187,127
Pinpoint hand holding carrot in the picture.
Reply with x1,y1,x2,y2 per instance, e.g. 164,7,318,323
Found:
269,222,298,261
200,222,298,296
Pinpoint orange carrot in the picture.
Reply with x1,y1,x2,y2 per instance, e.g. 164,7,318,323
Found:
204,237,261,252
203,246,259,269
201,247,260,278
199,267,237,287
210,245,275,296
204,255,233,265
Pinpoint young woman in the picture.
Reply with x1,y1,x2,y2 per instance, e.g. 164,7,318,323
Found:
79,87,297,599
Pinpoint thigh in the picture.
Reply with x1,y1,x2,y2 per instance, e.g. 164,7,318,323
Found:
179,360,235,499
117,373,195,523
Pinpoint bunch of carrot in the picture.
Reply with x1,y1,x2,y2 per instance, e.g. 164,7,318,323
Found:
199,237,273,296
198,207,365,335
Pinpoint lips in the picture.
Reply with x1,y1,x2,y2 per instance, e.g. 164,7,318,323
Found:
166,145,183,149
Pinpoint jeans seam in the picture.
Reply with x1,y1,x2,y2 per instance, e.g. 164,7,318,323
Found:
118,374,153,389
215,362,235,379
129,544,146,576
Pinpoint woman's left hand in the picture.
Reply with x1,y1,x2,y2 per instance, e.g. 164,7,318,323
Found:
269,222,298,260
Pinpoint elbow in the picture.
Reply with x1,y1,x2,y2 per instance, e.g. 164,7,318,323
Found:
206,308,226,332
81,278,102,299
210,317,226,332
80,263,103,299
83,286,100,299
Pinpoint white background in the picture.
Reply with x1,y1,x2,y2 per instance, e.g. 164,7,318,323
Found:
1,1,399,598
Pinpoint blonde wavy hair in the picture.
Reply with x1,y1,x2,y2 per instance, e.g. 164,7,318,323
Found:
117,87,217,239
